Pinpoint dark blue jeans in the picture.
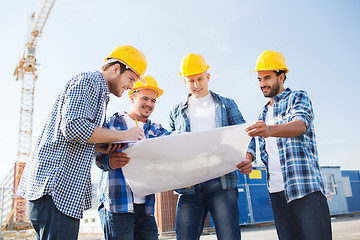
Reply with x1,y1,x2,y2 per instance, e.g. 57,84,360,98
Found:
270,191,332,240
28,195,80,240
175,178,241,240
98,204,158,240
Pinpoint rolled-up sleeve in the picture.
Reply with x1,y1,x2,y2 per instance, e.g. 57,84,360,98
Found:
95,153,111,171
60,76,99,144
247,138,256,161
290,91,314,129
63,119,95,144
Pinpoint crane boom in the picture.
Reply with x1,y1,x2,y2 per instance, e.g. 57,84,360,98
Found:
28,0,55,46
14,0,55,81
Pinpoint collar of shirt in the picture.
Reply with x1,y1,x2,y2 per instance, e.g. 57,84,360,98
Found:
183,90,222,110
116,111,152,130
96,70,110,102
261,88,292,116
273,87,291,102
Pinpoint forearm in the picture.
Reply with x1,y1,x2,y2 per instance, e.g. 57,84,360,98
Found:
88,126,127,143
268,120,307,138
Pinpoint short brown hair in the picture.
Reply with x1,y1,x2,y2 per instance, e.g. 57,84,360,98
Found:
101,61,128,73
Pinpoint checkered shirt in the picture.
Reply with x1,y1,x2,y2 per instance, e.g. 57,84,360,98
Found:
258,88,326,203
96,112,170,215
17,71,109,219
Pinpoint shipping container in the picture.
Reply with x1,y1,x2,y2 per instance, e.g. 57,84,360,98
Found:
321,166,348,215
341,170,360,213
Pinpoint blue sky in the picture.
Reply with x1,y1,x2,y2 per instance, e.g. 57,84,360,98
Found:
1,0,359,183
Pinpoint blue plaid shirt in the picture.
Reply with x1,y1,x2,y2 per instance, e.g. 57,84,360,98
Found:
169,90,256,194
258,88,326,203
96,112,170,215
17,71,109,219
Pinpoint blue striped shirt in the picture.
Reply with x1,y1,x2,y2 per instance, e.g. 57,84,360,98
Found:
17,71,109,219
96,112,170,215
258,88,326,203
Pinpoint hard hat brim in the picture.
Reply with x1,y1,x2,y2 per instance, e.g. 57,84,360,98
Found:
251,68,289,74
129,86,164,98
104,58,147,84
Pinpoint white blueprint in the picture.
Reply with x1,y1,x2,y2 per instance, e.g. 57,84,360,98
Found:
122,123,253,197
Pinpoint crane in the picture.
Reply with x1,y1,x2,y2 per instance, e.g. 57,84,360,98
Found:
14,0,55,163
6,0,55,227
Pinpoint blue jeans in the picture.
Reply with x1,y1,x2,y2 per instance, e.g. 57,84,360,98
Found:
270,191,332,240
28,195,80,240
98,204,158,240
175,178,240,240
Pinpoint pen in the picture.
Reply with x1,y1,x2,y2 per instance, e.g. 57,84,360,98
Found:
135,118,139,127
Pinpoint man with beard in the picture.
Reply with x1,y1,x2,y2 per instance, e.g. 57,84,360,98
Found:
246,50,332,240
96,76,169,240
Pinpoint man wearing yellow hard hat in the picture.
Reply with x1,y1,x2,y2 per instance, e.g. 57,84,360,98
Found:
17,45,148,239
169,53,256,240
96,75,169,240
247,50,332,239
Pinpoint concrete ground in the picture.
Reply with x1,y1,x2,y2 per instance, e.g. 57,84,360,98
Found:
75,213,360,240
4,213,358,239
158,214,360,240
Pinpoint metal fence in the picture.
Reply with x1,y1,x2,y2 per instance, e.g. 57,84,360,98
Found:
0,187,33,239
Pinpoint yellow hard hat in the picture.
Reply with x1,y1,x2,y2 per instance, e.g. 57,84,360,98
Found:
253,50,289,74
179,53,210,77
105,45,147,82
129,75,164,98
